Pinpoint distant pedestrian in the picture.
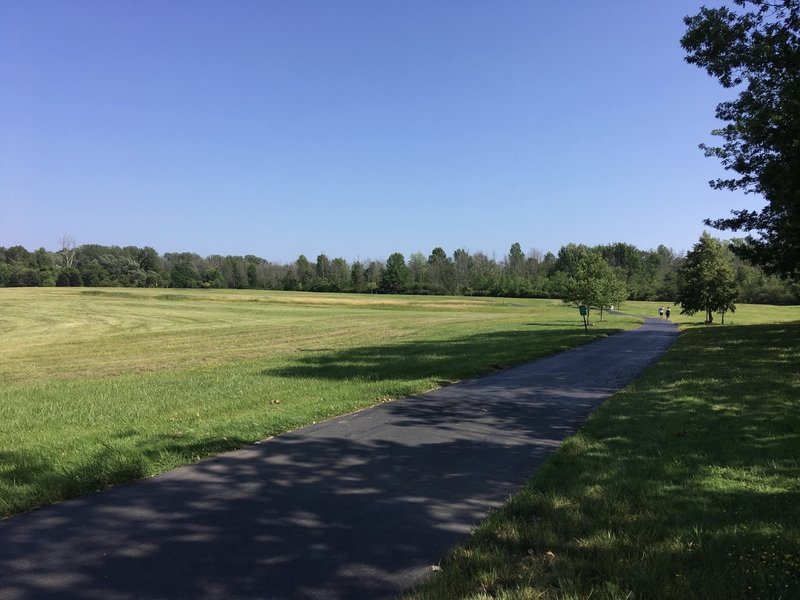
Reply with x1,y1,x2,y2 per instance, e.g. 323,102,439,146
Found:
666,306,671,319
658,305,664,319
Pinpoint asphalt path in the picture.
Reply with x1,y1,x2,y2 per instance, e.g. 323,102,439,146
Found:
0,316,678,600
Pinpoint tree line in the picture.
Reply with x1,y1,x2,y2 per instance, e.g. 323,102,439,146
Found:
1,238,798,305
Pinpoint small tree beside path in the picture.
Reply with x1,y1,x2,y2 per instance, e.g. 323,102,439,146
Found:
562,248,628,323
676,232,737,324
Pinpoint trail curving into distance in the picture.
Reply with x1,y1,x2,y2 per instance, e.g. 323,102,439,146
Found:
0,317,678,600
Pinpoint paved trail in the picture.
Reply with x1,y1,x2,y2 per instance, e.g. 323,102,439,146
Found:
0,317,678,600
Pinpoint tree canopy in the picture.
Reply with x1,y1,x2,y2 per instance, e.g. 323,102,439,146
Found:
380,252,410,293
561,248,628,321
682,0,800,280
677,232,738,323
2,238,798,305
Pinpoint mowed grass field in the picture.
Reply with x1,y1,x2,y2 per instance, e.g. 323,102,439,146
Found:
0,287,638,517
407,304,800,600
622,300,798,327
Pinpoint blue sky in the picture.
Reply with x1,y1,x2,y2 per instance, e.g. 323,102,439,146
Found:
1,0,756,262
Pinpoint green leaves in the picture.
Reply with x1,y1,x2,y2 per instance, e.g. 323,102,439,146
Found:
561,248,628,319
682,0,800,280
380,252,411,293
677,232,738,323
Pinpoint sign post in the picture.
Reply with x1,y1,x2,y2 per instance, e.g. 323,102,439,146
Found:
579,305,588,334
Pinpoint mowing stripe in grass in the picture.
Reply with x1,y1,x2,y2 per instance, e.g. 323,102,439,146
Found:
0,288,639,517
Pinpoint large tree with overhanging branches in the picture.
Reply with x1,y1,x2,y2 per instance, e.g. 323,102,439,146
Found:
682,0,800,281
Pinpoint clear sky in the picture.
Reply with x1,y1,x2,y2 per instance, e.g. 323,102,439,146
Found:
1,0,757,262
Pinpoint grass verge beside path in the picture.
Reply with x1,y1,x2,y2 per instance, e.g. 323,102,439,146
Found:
406,320,800,599
0,288,637,518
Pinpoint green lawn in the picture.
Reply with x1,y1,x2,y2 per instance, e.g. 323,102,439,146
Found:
0,287,637,517
406,306,800,599
622,300,800,327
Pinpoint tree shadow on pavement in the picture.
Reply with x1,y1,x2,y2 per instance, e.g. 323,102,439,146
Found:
1,321,676,600
0,429,567,599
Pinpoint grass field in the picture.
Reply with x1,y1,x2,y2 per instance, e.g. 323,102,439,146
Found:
0,287,639,517
406,304,800,599
622,300,800,328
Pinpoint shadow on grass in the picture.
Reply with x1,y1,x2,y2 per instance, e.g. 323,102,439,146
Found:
0,435,253,517
0,326,628,520
264,327,622,384
0,411,590,598
406,322,800,599
0,320,674,599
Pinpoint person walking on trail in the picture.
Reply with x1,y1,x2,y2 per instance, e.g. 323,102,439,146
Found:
658,306,664,319
666,306,671,319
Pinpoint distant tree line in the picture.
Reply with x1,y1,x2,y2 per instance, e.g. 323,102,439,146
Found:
1,239,798,305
